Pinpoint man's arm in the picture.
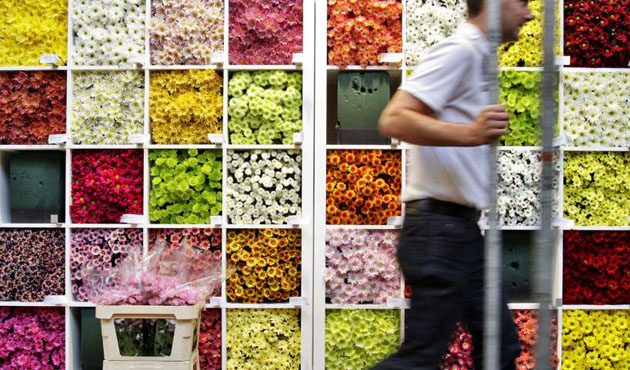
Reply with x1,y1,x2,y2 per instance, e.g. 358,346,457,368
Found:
378,90,509,147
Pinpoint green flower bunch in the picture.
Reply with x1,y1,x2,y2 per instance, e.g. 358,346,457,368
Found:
149,149,222,224
226,309,301,370
499,70,541,146
564,152,630,226
562,310,630,370
326,309,400,370
228,71,303,145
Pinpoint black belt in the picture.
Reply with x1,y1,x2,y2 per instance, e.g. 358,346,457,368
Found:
406,198,481,221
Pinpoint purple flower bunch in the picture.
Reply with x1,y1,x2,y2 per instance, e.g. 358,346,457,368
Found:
325,229,401,304
0,307,65,369
0,229,64,302
71,229,143,301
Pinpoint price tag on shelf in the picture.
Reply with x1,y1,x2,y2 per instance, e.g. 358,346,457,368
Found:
208,297,223,307
131,134,149,145
292,132,304,144
477,213,489,230
207,133,224,144
287,215,307,226
210,216,223,225
128,53,146,67
386,216,403,226
391,138,401,146
120,214,144,224
50,214,60,224
292,53,304,65
43,295,68,305
379,53,403,64
210,52,225,65
555,55,571,66
552,217,574,228
40,54,61,65
386,298,411,309
552,134,567,147
48,134,68,145
289,297,308,307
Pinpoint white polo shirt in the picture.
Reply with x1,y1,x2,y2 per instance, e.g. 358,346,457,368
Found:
399,23,491,210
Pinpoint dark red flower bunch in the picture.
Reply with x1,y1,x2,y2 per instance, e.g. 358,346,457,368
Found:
564,0,630,67
563,230,630,304
0,229,65,302
440,323,474,370
71,150,143,224
199,309,222,370
0,71,66,144
229,0,303,65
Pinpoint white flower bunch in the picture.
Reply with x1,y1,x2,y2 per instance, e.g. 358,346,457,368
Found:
72,0,145,65
563,71,630,147
496,150,560,226
72,71,144,144
405,0,467,66
227,150,302,225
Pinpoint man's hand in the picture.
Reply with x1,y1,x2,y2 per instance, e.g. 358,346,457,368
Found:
465,105,509,146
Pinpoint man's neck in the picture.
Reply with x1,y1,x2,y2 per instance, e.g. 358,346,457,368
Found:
467,16,488,38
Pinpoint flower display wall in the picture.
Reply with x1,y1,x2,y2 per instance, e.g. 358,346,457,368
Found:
229,0,303,65
227,150,302,225
328,0,403,68
562,310,630,369
0,307,65,369
0,72,66,145
326,309,400,369
564,0,630,67
200,309,222,370
564,152,630,226
497,150,559,226
150,70,223,144
228,71,303,145
150,149,222,224
404,0,466,67
72,0,145,65
498,0,542,66
563,231,630,304
72,71,144,145
327,150,402,225
0,229,64,302
150,0,223,65
227,229,301,303
71,150,143,224
226,309,301,369
499,70,541,146
71,229,143,301
325,229,400,304
0,0,67,66
563,71,630,147
440,323,474,370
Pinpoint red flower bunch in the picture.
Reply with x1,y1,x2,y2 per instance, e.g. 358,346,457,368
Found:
511,310,559,370
229,0,303,65
0,71,66,144
327,150,402,225
328,0,402,68
71,150,143,224
564,0,630,67
563,230,630,304
440,323,474,370
199,309,221,370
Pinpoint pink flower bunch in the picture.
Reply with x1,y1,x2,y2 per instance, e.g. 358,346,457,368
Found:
440,323,474,370
229,0,303,65
71,228,143,301
0,307,65,369
200,309,221,370
325,229,400,304
0,229,64,302
71,149,143,224
512,310,559,370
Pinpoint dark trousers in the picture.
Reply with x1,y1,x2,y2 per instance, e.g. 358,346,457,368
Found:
372,210,520,370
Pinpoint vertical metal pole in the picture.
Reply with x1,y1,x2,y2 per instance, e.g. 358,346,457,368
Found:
484,0,501,368
535,0,557,366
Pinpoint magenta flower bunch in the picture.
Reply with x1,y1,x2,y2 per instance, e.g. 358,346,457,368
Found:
71,228,143,302
0,229,64,302
0,307,65,369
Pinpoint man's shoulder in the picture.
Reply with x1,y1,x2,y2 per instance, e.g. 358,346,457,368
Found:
427,33,480,61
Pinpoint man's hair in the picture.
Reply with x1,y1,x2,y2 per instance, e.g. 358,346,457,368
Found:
466,0,484,17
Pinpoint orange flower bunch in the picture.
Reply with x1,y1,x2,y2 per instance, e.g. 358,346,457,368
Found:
327,0,402,68
226,229,301,303
326,150,402,225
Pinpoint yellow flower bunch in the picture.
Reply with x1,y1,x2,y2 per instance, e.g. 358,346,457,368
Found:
0,0,67,66
150,70,223,144
226,229,301,303
564,152,630,226
498,0,542,66
227,309,301,370
562,310,630,370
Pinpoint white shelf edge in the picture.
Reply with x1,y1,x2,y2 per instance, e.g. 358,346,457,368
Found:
146,224,221,229
562,305,630,310
566,226,630,231
326,65,403,71
0,145,66,151
0,66,68,71
224,303,302,309
562,146,629,152
69,144,145,150
227,65,301,71
0,223,65,228
325,304,403,310
225,224,304,229
326,145,403,150
508,303,541,310
325,224,400,230
227,144,301,150
69,223,141,229
0,301,65,307
148,144,221,150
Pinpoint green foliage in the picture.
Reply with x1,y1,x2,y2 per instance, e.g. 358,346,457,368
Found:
499,70,542,146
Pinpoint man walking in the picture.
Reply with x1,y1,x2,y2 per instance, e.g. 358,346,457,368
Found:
372,0,534,368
